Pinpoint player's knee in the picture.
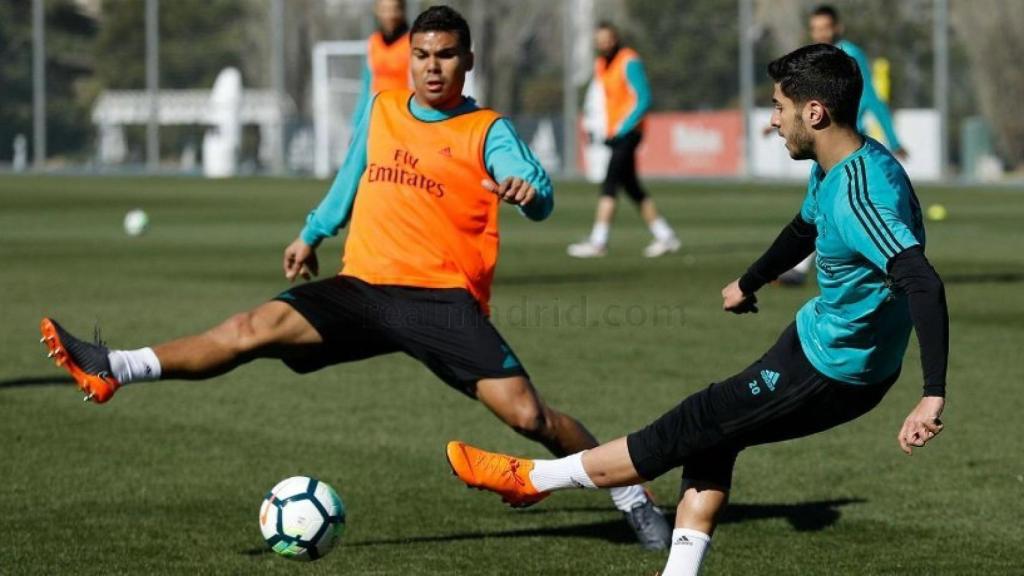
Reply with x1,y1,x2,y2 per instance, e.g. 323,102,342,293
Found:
506,403,549,440
220,311,265,353
625,187,647,204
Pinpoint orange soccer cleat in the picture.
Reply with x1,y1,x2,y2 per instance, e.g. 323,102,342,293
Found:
40,318,120,403
445,440,549,508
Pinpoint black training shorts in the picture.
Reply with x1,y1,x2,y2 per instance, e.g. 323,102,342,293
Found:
626,323,898,488
273,275,528,396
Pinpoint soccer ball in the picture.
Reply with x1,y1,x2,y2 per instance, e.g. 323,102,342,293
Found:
123,209,149,236
259,476,346,561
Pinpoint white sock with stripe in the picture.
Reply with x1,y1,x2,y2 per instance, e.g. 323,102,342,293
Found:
528,452,650,512
529,452,597,491
608,484,649,512
108,348,162,384
661,528,711,576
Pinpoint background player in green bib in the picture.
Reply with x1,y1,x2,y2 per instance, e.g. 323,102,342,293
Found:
447,44,949,576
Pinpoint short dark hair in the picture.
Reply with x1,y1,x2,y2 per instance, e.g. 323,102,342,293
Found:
767,43,862,127
811,4,839,22
596,20,618,33
410,5,471,51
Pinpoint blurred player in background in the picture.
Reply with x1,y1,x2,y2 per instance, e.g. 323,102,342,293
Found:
779,3,911,285
351,0,411,129
568,21,680,259
39,5,670,551
449,44,948,576
810,4,907,160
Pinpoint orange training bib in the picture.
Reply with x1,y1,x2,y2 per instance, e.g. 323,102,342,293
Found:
595,47,644,138
342,90,503,312
367,32,411,93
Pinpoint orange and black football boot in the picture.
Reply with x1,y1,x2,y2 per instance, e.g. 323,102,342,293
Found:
445,440,549,508
40,318,120,403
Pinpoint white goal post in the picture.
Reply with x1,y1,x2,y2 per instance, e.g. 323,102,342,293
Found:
312,40,367,178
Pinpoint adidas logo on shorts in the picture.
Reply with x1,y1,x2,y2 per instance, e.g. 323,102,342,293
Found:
760,369,780,391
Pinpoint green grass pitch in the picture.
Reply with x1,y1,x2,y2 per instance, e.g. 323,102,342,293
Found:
1,174,1022,575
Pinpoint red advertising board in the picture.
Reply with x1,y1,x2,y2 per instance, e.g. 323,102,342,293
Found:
579,110,743,179
637,110,743,176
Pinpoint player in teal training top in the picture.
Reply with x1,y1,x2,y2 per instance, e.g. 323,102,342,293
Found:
795,136,925,384
781,4,911,286
446,44,949,576
810,4,906,158
305,95,553,241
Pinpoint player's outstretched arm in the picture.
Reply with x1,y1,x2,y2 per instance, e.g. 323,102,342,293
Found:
299,96,374,249
482,118,553,221
722,213,818,313
283,237,319,283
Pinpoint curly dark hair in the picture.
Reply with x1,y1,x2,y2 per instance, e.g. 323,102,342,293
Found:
410,5,471,51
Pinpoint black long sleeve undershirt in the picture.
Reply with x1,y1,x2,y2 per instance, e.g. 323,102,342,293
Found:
888,246,949,397
738,214,818,295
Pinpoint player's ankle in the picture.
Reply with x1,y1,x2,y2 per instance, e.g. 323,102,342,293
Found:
108,347,162,384
528,452,597,492
661,529,711,576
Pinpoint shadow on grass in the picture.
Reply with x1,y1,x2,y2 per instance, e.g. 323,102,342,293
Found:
720,498,865,532
0,375,72,388
336,498,864,549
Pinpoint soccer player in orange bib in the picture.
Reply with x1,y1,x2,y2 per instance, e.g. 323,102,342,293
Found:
351,0,412,129
568,21,680,259
39,5,671,550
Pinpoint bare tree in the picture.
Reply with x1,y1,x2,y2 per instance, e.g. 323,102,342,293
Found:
951,0,1024,167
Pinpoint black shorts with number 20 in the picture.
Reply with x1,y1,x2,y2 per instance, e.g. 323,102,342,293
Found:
626,323,898,488
274,275,528,397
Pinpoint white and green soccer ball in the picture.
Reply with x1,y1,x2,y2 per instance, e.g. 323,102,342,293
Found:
123,209,149,236
259,476,346,561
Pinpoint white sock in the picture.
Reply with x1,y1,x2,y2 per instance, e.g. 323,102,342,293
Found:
794,252,815,273
608,484,649,512
661,529,711,576
528,452,597,492
108,348,162,384
528,453,650,513
649,217,676,242
589,222,610,247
